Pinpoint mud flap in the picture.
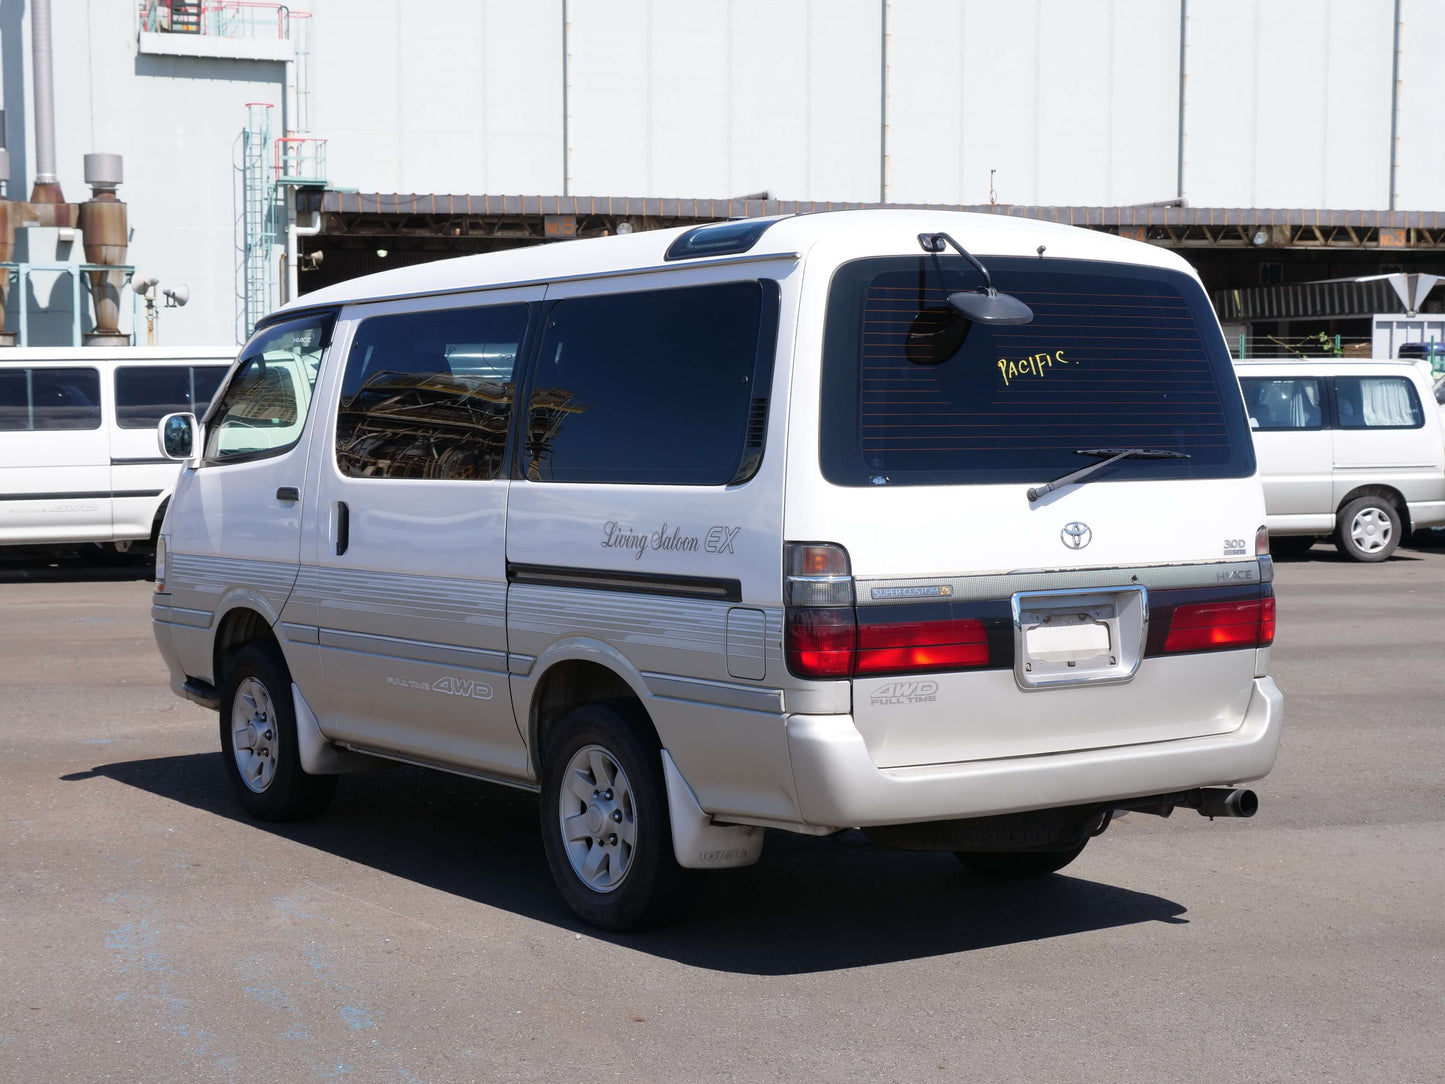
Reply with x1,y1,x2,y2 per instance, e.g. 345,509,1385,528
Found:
292,683,386,775
661,750,764,869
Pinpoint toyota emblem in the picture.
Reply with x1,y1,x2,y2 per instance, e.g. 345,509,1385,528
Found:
1061,521,1092,549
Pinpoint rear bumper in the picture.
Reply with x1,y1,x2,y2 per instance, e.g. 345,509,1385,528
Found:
785,676,1283,828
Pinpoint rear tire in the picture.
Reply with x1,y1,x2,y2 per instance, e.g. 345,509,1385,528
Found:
955,839,1088,878
539,702,688,931
1334,496,1401,562
218,640,336,821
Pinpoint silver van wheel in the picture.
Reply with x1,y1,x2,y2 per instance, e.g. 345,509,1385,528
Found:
230,676,279,793
1349,507,1393,554
557,744,637,893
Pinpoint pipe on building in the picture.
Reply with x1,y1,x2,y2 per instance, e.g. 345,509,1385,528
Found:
285,195,322,304
879,0,889,204
1176,0,1189,203
29,0,60,199
562,0,571,198
1389,0,1402,210
0,149,15,346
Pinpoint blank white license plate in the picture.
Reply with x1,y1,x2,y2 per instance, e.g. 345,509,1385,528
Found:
1024,619,1111,662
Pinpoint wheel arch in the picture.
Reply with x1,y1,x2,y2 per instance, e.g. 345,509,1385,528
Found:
212,604,281,688
523,641,659,774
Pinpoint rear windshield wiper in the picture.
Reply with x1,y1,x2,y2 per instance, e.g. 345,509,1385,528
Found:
1027,447,1191,503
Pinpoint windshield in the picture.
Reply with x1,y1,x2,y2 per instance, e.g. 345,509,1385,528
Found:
819,256,1255,487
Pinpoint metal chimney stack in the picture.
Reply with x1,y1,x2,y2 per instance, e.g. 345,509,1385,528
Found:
79,154,129,346
27,0,69,218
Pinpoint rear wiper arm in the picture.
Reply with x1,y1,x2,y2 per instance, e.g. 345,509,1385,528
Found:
1027,447,1191,503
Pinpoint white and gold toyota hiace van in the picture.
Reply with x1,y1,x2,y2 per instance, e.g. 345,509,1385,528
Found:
151,211,1282,929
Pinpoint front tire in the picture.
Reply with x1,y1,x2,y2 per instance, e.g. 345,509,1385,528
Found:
955,839,1088,878
539,703,687,931
218,641,336,821
1334,496,1401,562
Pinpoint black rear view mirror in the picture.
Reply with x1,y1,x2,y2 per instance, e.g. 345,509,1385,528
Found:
919,231,1035,327
946,289,1034,326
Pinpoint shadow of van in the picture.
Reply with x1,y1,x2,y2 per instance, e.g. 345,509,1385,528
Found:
75,751,1188,974
0,546,154,584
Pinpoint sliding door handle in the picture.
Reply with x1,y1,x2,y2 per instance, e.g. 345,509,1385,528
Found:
275,486,299,502
336,501,350,556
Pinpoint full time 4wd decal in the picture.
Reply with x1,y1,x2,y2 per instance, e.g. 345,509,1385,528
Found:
869,680,939,706
600,521,740,561
386,675,494,700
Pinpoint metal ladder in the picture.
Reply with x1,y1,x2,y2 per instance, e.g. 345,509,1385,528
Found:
239,102,277,342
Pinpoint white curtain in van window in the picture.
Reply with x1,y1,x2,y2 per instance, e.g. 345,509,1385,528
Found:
1359,378,1416,426
1290,385,1308,427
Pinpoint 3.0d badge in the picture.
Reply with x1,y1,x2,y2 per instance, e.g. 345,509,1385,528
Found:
1061,521,1092,549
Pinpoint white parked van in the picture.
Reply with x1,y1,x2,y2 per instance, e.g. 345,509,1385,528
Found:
1235,358,1445,561
0,347,234,558
151,210,1282,929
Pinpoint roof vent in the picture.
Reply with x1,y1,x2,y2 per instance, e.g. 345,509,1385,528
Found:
665,218,783,261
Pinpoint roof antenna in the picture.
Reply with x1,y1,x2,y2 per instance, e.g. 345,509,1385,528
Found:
1037,245,1047,257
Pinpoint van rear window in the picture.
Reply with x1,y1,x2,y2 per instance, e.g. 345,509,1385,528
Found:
819,256,1255,487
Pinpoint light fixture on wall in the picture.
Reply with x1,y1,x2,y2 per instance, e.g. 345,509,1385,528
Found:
132,274,188,345
1251,229,1269,246
376,248,389,258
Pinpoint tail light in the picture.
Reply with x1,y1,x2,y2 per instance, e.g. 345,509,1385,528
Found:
154,535,167,593
783,542,990,678
1256,524,1270,556
1164,595,1275,653
856,617,988,673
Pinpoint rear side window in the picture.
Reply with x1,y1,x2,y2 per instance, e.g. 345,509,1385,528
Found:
115,365,230,429
1333,376,1423,429
1240,377,1323,431
523,281,776,485
0,368,101,431
820,257,1255,486
337,303,530,480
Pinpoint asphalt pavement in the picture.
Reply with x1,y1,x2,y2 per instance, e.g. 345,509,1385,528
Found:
1,541,1442,1082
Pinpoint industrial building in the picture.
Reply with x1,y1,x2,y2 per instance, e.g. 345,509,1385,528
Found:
3,0,1445,351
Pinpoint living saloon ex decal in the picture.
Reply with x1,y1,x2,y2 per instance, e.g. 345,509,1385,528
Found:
601,521,740,561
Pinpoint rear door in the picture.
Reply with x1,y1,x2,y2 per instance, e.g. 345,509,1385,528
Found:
1329,372,1432,478
304,290,539,777
790,250,1268,768
1238,374,1333,517
0,364,110,544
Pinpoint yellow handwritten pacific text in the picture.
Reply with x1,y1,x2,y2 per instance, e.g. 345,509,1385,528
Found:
997,349,1070,387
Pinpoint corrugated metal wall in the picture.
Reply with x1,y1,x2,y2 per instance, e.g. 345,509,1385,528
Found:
8,0,1445,344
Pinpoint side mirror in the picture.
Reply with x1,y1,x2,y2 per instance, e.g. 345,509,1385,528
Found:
158,412,199,461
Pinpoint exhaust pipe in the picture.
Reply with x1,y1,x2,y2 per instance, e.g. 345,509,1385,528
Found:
1115,787,1259,820
1193,787,1258,819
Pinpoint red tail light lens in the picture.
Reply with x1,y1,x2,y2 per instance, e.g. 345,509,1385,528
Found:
1164,597,1274,653
784,607,856,677
786,610,992,677
856,617,989,674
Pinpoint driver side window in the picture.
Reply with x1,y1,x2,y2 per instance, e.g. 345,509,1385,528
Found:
203,315,333,461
